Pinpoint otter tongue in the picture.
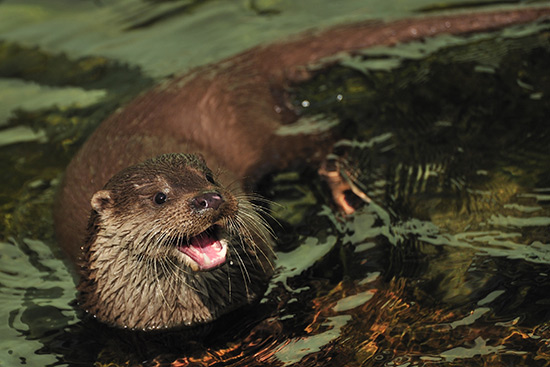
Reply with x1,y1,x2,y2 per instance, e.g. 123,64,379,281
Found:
179,233,227,270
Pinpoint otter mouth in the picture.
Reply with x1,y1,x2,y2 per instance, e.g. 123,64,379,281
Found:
177,226,228,270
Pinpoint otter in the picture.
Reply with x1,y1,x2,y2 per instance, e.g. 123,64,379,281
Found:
54,7,550,330
77,153,273,330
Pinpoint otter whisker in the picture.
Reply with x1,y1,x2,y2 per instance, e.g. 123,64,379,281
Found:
235,198,277,244
160,227,200,292
140,227,197,301
223,175,244,194
229,243,252,298
226,214,273,275
232,207,276,264
151,256,173,311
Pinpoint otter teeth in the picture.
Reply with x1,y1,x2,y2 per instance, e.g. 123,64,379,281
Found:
177,232,228,270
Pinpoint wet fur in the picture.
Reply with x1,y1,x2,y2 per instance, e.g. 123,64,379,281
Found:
54,7,550,330
78,154,274,330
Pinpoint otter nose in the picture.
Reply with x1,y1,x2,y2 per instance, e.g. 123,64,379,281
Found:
192,192,223,211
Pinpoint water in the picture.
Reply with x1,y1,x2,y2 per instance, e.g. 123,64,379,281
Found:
1,1,550,366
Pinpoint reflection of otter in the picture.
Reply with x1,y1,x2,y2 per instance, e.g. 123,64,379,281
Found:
54,7,550,330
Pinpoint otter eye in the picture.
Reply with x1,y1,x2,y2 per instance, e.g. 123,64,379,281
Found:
205,172,216,185
154,192,167,205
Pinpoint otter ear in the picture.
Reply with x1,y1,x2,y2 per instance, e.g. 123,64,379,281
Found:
91,190,114,214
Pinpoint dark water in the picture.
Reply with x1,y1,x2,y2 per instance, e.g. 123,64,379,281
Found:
1,1,550,366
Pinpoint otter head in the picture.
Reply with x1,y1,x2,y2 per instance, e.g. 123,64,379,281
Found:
78,153,273,330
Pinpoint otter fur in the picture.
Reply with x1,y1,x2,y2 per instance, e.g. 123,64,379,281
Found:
54,6,550,330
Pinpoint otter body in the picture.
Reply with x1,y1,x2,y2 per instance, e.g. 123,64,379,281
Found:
55,7,550,330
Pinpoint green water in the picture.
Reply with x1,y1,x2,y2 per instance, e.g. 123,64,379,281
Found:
1,1,550,366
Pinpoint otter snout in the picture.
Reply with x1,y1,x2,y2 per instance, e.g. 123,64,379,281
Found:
192,192,224,211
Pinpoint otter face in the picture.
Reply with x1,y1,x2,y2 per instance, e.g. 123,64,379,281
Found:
78,153,273,330
90,154,236,272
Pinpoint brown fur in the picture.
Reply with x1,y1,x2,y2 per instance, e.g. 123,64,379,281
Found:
54,7,550,330
55,7,550,262
77,154,273,330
